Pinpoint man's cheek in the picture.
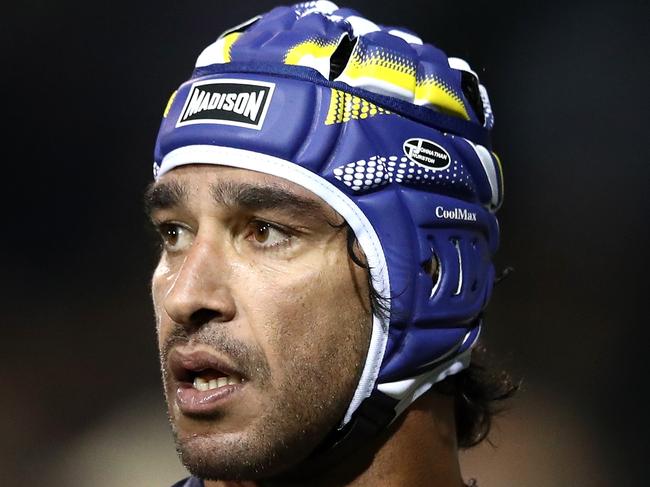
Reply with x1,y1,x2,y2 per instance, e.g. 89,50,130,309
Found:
151,285,165,337
151,260,176,333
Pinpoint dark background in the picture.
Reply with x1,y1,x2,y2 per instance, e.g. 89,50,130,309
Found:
2,1,647,485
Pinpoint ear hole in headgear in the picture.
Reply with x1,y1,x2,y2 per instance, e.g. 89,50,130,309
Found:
423,251,442,298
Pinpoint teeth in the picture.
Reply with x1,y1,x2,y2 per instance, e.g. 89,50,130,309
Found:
192,374,242,391
193,377,209,391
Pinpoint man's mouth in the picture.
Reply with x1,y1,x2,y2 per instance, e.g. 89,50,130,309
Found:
168,347,248,415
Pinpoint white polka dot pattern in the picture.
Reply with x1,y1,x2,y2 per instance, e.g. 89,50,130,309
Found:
332,155,473,193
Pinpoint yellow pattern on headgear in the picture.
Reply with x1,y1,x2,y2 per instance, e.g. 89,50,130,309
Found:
325,89,391,125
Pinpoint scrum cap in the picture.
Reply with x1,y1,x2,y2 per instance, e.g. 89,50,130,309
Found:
154,0,503,444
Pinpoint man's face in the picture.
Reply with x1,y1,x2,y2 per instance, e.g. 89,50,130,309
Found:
148,165,372,480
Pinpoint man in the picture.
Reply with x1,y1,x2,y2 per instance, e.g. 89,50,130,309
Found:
146,2,514,486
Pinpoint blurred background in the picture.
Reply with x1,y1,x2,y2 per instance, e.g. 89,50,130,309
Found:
2,0,647,485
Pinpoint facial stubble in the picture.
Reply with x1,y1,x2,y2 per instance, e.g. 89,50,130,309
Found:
159,310,369,482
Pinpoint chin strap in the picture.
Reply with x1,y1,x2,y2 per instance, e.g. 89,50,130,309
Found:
332,389,400,448
303,389,399,472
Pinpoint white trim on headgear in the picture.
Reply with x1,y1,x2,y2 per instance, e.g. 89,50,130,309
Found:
464,139,500,209
158,145,390,427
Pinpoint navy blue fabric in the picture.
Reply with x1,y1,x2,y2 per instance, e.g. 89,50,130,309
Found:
155,71,499,383
192,62,492,148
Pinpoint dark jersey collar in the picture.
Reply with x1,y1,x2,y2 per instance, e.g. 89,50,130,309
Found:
170,476,203,487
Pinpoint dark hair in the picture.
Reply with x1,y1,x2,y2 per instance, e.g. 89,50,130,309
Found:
342,224,518,449
434,344,518,448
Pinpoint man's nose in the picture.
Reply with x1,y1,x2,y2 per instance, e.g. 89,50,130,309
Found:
162,238,236,330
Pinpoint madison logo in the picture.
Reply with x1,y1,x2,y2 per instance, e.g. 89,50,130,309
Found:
403,138,451,170
176,79,275,130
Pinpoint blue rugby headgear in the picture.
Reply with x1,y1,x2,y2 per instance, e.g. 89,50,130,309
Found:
154,0,503,442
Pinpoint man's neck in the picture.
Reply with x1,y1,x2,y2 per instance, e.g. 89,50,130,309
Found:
205,391,465,487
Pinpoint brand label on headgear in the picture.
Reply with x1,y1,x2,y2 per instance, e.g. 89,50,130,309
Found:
176,79,275,130
403,138,451,171
435,206,477,221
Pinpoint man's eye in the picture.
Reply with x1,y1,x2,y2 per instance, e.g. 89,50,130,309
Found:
248,221,292,248
158,223,193,252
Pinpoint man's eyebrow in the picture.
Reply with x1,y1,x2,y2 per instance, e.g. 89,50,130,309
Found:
144,180,188,216
210,181,325,217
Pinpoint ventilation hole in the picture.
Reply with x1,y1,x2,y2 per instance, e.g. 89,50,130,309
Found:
471,280,478,292
423,253,439,279
329,34,357,80
423,251,442,298
460,71,485,125
451,238,463,296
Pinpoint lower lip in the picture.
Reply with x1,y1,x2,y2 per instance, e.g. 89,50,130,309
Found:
175,382,244,415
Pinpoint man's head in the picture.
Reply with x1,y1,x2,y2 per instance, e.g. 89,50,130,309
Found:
149,1,506,481
147,165,372,479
